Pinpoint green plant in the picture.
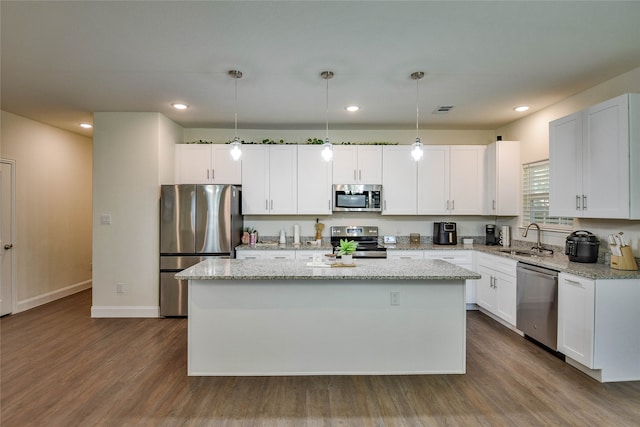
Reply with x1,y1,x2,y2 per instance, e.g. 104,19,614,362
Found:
336,239,358,256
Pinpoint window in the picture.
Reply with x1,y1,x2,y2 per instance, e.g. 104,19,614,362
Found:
522,160,573,229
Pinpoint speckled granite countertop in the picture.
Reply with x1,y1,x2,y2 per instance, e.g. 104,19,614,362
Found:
176,258,481,281
235,242,640,280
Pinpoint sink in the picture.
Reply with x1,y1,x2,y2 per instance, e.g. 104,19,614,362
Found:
499,248,554,257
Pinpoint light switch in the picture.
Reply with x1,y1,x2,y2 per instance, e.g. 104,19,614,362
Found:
100,214,112,225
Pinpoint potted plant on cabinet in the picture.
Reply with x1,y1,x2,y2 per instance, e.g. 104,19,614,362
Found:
337,239,358,265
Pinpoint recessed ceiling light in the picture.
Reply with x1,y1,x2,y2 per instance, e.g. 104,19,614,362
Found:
79,123,93,129
514,105,530,112
172,103,189,110
345,105,360,112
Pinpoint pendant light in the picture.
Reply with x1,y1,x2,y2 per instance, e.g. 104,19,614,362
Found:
229,70,243,161
321,70,334,162
410,71,425,161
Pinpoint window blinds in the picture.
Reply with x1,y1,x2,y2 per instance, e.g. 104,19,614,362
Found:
522,160,572,228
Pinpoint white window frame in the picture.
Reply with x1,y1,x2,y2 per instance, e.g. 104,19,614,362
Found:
522,160,573,230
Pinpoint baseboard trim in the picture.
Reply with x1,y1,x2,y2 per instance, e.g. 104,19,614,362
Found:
91,305,160,318
17,280,92,313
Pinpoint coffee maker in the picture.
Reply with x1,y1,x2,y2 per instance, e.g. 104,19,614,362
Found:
433,222,457,245
485,224,498,245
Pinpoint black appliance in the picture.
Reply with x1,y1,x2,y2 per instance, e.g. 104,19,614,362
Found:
433,222,457,245
330,226,387,258
565,230,600,263
485,224,498,245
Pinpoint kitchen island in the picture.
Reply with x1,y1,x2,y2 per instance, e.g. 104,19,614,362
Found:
176,258,480,376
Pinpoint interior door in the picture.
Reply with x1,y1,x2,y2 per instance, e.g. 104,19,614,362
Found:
1,160,15,316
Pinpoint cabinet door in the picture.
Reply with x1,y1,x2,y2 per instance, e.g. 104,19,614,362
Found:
449,146,485,214
417,146,449,214
211,145,242,184
558,273,595,367
332,146,358,184
241,146,270,214
549,112,583,217
495,271,517,326
175,145,213,184
269,146,298,214
263,250,296,260
357,145,383,184
476,264,497,312
297,146,332,214
235,250,266,260
485,142,497,214
382,146,417,214
386,251,424,260
295,250,327,261
583,94,630,218
486,140,520,216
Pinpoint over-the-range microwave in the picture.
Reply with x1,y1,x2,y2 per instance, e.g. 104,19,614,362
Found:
333,184,382,212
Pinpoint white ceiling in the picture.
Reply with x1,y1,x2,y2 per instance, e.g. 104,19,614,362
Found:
2,1,640,137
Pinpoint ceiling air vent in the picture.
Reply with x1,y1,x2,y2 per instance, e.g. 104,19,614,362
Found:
433,105,455,114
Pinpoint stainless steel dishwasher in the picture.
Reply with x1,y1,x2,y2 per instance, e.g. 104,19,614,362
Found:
516,262,559,351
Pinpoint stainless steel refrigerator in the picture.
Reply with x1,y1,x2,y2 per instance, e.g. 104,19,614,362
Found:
159,184,242,317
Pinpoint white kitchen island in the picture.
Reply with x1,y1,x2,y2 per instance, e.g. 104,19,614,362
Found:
176,258,480,376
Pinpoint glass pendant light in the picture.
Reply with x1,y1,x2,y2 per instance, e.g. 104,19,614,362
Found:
410,71,425,161
229,70,243,161
321,70,334,162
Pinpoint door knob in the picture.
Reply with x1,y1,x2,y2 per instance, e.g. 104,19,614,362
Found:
4,244,13,250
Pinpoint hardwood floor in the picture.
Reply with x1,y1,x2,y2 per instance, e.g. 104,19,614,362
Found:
2,290,639,426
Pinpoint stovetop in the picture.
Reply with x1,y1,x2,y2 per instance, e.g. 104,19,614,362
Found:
330,226,387,259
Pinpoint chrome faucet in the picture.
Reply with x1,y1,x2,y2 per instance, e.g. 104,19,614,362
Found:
522,223,543,252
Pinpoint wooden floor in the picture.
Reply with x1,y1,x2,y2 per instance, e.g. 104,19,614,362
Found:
2,290,640,427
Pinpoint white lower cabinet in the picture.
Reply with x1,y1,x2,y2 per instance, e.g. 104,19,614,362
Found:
235,250,266,260
386,250,424,260
294,250,328,261
557,273,640,382
475,252,517,326
425,251,475,305
557,273,595,367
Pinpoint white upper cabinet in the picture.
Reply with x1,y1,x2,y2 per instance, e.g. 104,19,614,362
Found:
449,146,485,214
332,145,382,184
550,93,639,219
175,144,241,184
297,145,332,214
241,145,297,215
484,140,520,216
382,146,417,214
417,146,449,214
417,145,485,215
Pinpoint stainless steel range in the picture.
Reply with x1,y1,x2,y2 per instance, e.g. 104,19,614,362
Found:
330,226,387,258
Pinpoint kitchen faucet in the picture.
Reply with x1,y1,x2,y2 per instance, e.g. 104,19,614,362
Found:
522,223,543,252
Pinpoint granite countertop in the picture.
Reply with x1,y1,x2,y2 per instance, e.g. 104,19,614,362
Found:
389,243,640,280
235,242,640,280
176,258,481,281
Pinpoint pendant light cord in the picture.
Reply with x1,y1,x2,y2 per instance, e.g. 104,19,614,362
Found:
325,73,329,140
234,76,239,139
416,76,420,139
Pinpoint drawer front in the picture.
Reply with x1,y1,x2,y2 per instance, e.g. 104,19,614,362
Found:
425,250,472,265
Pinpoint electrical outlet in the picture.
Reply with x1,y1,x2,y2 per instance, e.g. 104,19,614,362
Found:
390,291,400,306
100,214,112,225
116,282,125,293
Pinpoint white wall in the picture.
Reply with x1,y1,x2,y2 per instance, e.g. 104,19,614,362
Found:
92,112,181,317
1,111,93,312
496,66,640,255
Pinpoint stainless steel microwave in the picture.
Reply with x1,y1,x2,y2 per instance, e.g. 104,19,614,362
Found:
333,184,382,212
